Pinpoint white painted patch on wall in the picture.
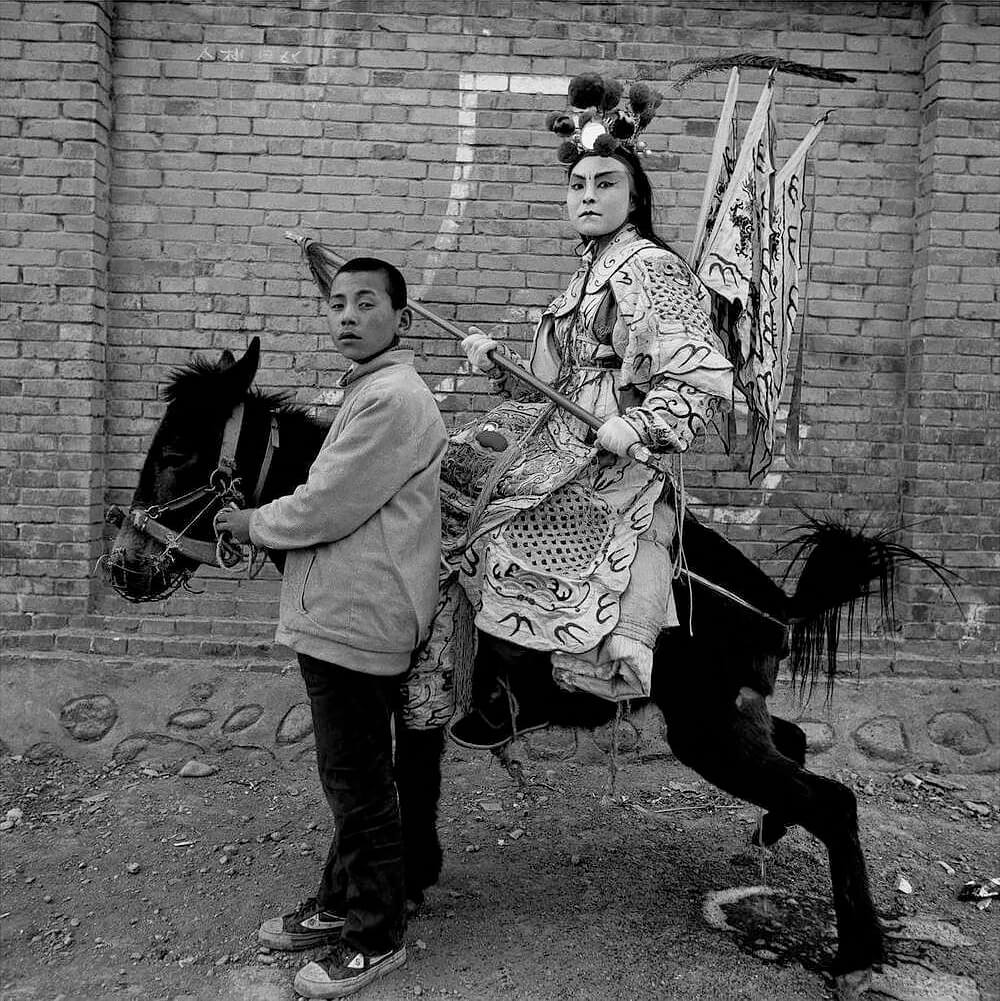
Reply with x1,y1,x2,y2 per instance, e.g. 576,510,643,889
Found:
419,73,568,404
958,603,988,650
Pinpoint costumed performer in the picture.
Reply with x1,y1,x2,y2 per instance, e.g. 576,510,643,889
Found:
422,73,735,750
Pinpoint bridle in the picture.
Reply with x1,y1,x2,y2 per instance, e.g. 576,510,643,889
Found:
102,399,280,600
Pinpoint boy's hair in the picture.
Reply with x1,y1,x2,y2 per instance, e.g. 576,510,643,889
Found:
334,257,407,310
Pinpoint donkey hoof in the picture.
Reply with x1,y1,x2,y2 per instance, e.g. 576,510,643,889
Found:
834,967,873,1001
838,960,981,1001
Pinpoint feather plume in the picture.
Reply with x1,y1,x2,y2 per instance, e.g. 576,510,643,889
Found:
671,55,856,89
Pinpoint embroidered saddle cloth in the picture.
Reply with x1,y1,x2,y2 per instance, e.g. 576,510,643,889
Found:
401,399,669,729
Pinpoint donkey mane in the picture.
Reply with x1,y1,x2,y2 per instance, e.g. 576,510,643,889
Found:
162,356,233,403
162,357,327,431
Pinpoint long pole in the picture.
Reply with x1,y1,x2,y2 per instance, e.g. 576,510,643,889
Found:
285,232,661,469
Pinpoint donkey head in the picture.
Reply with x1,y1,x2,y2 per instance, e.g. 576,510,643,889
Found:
102,337,261,601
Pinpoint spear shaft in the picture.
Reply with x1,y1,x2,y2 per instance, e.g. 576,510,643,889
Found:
285,232,661,469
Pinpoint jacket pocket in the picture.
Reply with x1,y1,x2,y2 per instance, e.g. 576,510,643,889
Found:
293,517,423,654
298,548,322,616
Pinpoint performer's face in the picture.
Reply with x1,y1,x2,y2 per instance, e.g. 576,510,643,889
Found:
327,271,411,363
566,157,634,240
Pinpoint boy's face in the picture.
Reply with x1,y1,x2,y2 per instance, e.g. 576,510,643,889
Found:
327,270,410,363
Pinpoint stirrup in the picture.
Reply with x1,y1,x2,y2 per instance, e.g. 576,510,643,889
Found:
447,709,548,750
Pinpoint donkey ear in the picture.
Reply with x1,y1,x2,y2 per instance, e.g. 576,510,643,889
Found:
219,349,237,368
224,336,261,395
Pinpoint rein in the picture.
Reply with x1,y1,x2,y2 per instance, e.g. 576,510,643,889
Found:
678,567,788,629
106,400,280,571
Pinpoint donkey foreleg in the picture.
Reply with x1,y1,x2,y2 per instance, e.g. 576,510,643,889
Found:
663,695,884,975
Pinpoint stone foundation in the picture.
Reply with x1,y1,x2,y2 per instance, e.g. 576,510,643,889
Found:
4,639,994,783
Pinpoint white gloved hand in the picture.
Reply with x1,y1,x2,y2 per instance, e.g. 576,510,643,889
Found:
461,330,500,373
595,414,641,458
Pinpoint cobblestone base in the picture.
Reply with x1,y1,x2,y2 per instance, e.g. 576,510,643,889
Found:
2,630,995,779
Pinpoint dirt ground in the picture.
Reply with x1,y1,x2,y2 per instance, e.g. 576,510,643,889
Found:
0,742,997,1001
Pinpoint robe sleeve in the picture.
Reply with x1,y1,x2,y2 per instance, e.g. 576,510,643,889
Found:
619,376,718,453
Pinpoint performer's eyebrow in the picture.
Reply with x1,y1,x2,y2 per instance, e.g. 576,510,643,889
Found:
570,170,626,181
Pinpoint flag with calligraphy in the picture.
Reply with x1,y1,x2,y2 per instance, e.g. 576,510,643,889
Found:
695,73,775,324
688,67,741,272
692,71,827,481
744,114,828,480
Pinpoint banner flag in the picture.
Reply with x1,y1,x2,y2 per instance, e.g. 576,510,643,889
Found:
689,67,741,270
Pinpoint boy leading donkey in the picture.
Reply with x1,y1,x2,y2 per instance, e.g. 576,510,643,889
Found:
217,257,447,998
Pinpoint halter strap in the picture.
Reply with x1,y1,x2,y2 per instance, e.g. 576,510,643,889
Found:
251,416,280,505
128,507,222,565
214,401,244,483
109,399,280,569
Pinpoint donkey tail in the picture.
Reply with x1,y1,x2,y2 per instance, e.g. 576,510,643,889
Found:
783,516,957,697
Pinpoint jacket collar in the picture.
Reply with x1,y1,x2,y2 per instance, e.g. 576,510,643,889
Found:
338,348,415,389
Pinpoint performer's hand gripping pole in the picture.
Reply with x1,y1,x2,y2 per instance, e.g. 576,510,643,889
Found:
284,232,661,471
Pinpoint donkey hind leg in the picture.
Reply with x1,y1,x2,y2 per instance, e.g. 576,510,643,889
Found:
394,722,445,908
751,715,808,848
663,695,884,976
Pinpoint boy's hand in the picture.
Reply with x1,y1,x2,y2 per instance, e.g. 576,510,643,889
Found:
214,506,254,544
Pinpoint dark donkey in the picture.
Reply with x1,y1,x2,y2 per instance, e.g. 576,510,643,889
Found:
105,337,949,991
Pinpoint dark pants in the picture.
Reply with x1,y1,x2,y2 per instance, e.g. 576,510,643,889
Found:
298,653,405,955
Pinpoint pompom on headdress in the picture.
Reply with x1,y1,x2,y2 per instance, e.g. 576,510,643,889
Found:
546,72,664,164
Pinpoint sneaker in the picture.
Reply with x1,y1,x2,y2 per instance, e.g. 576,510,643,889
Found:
294,943,407,998
257,897,345,951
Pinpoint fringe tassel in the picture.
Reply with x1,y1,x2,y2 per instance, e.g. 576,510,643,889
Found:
450,586,478,714
605,700,629,798
672,455,696,638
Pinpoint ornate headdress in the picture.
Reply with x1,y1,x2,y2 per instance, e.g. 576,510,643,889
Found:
546,72,664,164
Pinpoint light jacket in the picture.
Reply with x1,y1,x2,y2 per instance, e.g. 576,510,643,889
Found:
250,349,447,675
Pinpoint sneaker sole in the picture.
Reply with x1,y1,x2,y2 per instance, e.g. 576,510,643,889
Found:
257,926,344,951
294,946,407,998
447,720,548,751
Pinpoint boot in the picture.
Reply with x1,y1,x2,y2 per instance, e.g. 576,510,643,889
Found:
448,660,549,750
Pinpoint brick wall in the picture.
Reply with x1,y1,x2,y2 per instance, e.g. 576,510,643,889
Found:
3,1,996,675
901,0,999,672
2,0,112,624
